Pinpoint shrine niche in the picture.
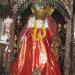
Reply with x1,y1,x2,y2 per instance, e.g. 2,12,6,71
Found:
2,0,72,75
8,0,72,75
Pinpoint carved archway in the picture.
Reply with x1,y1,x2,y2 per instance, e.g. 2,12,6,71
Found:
11,0,73,75
12,0,70,17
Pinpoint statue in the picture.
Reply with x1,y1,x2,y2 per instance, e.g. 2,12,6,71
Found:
10,0,61,75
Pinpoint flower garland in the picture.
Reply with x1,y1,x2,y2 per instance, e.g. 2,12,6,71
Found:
32,20,46,41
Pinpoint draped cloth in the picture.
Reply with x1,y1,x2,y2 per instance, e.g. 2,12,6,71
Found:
10,16,61,75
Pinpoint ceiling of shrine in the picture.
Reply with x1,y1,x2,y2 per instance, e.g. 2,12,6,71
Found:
0,0,74,16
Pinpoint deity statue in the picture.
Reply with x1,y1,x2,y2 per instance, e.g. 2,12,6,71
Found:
10,0,61,75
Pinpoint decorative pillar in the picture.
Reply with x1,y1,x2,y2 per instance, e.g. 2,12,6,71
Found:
63,0,73,75
70,13,75,75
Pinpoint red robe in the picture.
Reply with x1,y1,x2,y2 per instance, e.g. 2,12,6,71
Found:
10,16,61,75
